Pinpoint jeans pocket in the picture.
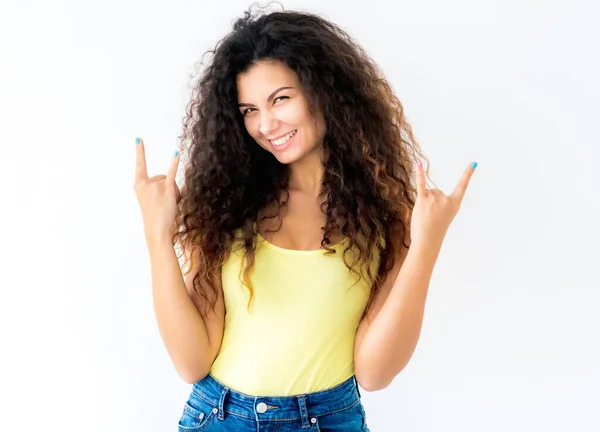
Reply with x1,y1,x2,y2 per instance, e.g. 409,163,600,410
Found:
178,397,217,431
313,400,366,431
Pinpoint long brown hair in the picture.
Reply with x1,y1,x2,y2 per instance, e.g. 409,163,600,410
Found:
172,6,428,318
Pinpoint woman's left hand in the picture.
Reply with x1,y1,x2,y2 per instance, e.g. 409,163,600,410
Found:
409,161,477,248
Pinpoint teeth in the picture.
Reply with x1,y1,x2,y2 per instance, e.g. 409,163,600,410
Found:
271,130,296,146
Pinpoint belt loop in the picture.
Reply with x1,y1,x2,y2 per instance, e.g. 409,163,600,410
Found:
296,395,310,428
354,376,362,398
218,386,229,420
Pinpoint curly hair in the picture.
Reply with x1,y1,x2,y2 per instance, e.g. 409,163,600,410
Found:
172,4,428,319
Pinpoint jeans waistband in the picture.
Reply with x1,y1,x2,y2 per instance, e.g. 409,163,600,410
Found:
191,374,361,425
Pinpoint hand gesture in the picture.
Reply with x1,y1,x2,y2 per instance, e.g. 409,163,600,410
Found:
133,138,181,243
410,161,477,248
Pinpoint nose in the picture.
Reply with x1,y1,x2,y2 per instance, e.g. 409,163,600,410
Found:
258,110,279,137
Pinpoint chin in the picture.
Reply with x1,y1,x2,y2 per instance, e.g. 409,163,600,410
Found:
266,140,306,165
272,151,303,165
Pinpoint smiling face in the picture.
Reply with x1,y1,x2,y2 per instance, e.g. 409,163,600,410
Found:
236,60,326,165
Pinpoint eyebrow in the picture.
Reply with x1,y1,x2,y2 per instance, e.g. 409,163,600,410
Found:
238,86,294,108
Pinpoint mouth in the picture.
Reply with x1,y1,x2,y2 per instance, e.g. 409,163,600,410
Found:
269,130,297,149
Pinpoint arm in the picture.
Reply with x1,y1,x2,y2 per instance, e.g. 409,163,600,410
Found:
354,161,476,391
147,235,225,384
354,240,441,391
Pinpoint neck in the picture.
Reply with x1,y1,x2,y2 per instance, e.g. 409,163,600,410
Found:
287,146,325,197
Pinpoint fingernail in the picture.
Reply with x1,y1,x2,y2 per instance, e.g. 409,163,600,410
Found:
174,151,179,157
135,138,141,145
418,161,423,169
472,162,478,169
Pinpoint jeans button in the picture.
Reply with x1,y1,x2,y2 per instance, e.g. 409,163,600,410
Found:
256,402,268,413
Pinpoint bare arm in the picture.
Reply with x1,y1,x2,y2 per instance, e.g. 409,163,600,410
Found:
354,162,476,391
147,235,225,384
354,241,438,391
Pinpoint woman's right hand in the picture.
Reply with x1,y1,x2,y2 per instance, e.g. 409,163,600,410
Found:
133,137,181,244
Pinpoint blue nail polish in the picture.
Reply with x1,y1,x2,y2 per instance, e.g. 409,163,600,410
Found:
135,138,141,145
174,151,179,157
472,162,478,169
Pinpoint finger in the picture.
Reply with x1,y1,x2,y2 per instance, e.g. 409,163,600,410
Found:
135,138,149,182
415,161,427,196
175,183,181,204
451,161,477,201
166,150,180,184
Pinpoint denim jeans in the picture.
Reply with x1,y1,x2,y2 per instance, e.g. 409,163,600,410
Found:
178,374,370,431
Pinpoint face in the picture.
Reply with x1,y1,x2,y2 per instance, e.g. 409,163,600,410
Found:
237,60,326,165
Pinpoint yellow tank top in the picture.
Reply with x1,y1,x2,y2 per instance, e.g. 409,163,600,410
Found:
209,232,377,396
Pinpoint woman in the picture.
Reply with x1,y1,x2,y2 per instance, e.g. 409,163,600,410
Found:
133,6,477,431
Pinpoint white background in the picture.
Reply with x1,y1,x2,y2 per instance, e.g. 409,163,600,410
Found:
1,0,598,430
